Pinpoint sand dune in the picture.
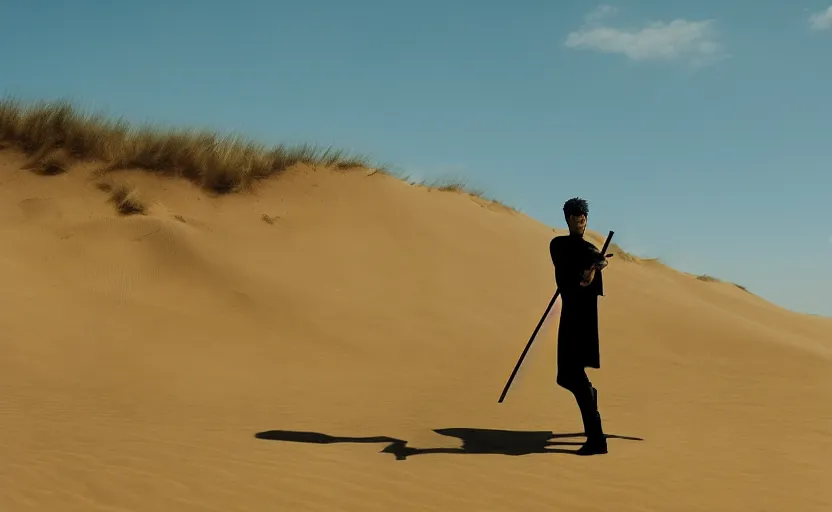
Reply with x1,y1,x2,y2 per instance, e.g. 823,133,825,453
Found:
1,141,831,512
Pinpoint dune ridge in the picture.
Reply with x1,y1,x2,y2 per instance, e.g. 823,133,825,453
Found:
1,99,830,511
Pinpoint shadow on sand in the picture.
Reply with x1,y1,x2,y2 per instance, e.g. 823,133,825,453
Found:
254,428,644,460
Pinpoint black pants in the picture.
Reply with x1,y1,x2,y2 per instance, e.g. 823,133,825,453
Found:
557,366,604,440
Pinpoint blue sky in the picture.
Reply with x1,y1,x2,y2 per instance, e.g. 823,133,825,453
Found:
1,1,830,316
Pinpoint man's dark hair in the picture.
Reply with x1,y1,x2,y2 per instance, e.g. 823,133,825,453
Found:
563,197,589,218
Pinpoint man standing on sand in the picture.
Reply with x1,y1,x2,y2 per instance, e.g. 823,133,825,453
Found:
549,197,610,456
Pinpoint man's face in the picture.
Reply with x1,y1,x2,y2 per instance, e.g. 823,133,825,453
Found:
567,213,587,236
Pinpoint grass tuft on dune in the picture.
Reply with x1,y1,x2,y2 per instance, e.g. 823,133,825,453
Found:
0,97,374,194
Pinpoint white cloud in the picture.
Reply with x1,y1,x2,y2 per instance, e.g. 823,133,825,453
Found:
585,4,618,23
565,9,724,67
809,6,832,30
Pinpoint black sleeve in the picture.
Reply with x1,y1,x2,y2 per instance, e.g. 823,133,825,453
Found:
583,240,605,296
550,238,581,297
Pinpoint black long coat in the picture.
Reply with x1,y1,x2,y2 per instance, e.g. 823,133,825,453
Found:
549,235,605,370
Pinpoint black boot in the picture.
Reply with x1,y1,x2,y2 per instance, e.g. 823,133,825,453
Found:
576,412,607,455
575,386,607,455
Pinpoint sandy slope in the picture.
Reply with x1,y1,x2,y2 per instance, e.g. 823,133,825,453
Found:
0,147,830,511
